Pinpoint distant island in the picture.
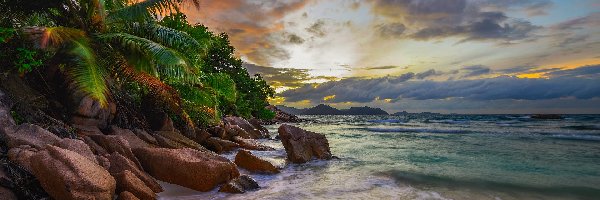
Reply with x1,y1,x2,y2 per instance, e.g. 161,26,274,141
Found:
277,104,389,115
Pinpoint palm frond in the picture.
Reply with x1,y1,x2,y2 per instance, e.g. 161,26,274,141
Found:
22,26,86,48
203,73,237,103
128,22,200,54
98,32,199,83
67,40,109,106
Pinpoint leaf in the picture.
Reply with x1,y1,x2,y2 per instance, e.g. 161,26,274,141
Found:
67,40,109,106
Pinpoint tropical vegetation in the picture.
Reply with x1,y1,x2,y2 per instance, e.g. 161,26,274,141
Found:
0,0,275,129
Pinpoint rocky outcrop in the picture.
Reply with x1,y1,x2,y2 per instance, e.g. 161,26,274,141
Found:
109,126,150,149
218,175,260,193
7,145,38,172
108,152,163,193
232,136,275,151
234,150,279,174
133,129,158,145
0,168,17,200
155,130,206,151
114,170,155,200
30,145,116,200
278,124,332,163
133,147,239,192
204,137,239,153
2,123,61,149
266,105,300,123
118,191,140,200
70,95,116,130
224,116,268,139
90,135,142,169
54,138,97,164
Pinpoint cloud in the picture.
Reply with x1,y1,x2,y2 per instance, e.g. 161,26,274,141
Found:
306,20,327,37
552,12,600,30
244,63,337,89
183,0,312,66
364,65,403,70
367,0,541,43
461,65,492,77
415,69,439,79
377,23,406,38
280,65,600,103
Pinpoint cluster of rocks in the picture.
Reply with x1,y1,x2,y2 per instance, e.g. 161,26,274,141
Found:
0,94,333,200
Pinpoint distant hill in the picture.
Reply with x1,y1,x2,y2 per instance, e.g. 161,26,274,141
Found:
275,104,389,115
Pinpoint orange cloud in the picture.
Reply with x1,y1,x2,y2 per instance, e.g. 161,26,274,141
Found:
182,0,312,66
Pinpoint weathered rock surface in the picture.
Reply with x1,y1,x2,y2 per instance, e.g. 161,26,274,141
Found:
108,152,163,193
204,137,239,153
82,136,108,155
0,167,18,200
248,118,269,136
234,150,279,174
109,126,150,149
266,105,300,123
133,147,239,191
114,170,155,200
218,175,259,193
133,129,158,145
2,123,60,149
118,191,140,200
8,145,38,172
54,138,97,164
224,117,267,139
90,135,142,168
232,136,275,151
30,145,116,200
278,124,332,163
155,131,206,151
72,124,104,136
70,95,116,130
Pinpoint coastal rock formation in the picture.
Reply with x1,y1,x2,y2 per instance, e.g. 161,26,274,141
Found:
7,145,37,172
133,147,240,191
90,135,142,169
235,150,279,174
54,138,98,164
266,105,300,123
204,137,239,153
219,175,260,193
224,116,268,139
0,168,17,200
133,129,158,145
2,123,61,149
114,170,155,200
30,145,116,200
109,126,151,149
118,191,140,200
278,124,332,163
155,130,207,151
70,95,116,130
108,152,163,193
232,136,275,151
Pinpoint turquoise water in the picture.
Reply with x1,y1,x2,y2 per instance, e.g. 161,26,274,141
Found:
159,115,600,200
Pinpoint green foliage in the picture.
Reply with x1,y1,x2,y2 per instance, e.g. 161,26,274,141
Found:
0,27,15,43
10,110,24,125
14,47,43,73
256,107,276,120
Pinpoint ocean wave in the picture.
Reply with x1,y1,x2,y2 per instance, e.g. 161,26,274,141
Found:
426,119,470,124
368,119,407,123
561,125,600,131
549,134,600,142
366,127,468,134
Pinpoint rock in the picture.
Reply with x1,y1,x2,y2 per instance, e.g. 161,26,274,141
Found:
133,147,239,192
30,145,116,200
278,124,332,163
2,123,61,149
114,170,156,200
0,167,18,200
108,152,163,193
193,128,212,144
54,138,97,164
133,129,158,145
8,145,38,172
72,124,104,136
97,155,111,170
234,150,279,174
118,191,140,200
90,135,142,169
109,126,150,149
224,117,267,139
203,137,239,153
154,134,186,149
155,131,207,151
248,119,269,137
70,96,116,129
266,105,300,123
218,175,259,193
82,136,108,155
224,124,250,139
232,136,275,151
0,100,15,132
156,114,176,132
207,126,226,138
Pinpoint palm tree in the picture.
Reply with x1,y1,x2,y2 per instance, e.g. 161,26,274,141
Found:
4,0,202,108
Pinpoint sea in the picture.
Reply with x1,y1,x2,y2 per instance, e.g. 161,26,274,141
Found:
158,114,600,200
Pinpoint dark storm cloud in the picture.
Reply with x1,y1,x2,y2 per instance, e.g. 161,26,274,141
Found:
552,12,600,30
280,65,600,103
461,65,492,77
368,0,541,42
364,65,402,70
477,0,554,16
415,69,439,79
286,33,306,44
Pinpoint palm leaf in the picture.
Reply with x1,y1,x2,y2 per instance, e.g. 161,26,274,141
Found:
67,40,109,106
107,0,199,23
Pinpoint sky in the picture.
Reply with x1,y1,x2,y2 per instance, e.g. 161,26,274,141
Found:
183,0,600,114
